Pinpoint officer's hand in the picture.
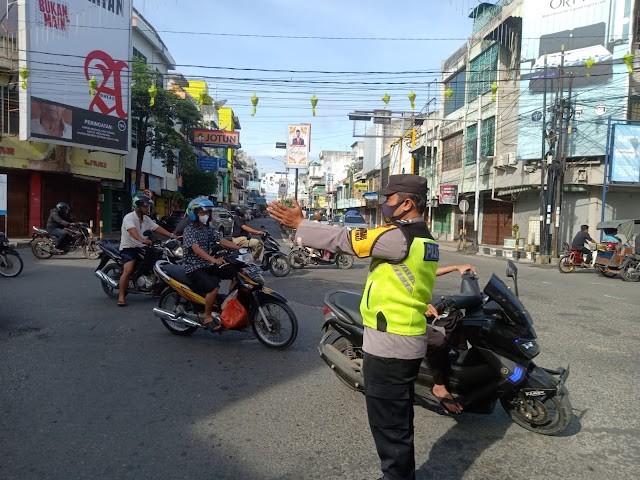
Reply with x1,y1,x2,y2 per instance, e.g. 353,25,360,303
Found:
267,197,304,229
425,304,440,319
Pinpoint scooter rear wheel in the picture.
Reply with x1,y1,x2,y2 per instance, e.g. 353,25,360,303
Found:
331,336,364,392
557,255,574,273
83,240,101,260
288,250,306,270
100,263,124,298
158,289,198,336
500,393,572,436
31,239,53,259
335,254,354,270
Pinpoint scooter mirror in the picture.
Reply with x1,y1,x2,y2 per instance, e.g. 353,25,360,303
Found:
506,260,518,279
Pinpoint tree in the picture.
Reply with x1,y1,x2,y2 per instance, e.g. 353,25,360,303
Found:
130,60,202,190
180,159,218,200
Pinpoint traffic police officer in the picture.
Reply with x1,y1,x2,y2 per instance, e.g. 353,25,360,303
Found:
268,174,438,480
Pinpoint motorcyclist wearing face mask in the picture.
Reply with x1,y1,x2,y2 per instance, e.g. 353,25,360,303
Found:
182,199,242,331
268,174,439,480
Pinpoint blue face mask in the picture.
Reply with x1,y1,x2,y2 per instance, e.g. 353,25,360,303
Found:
381,200,408,223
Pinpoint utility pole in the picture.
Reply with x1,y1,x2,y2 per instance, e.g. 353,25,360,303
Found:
550,47,565,259
473,94,483,246
540,54,548,257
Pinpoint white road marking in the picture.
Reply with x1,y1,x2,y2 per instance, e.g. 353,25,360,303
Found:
603,294,626,300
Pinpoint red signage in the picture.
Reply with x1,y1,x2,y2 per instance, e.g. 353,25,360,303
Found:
193,129,240,149
439,185,459,205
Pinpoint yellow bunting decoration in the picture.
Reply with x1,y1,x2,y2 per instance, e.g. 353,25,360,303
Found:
585,57,595,76
311,94,318,116
89,76,98,97
19,65,30,90
148,84,157,107
624,52,634,73
408,90,416,110
382,93,390,108
444,87,454,99
251,93,258,116
491,81,498,102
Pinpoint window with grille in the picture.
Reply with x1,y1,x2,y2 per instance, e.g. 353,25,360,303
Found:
442,133,464,171
444,69,466,116
133,47,147,63
465,124,478,165
0,86,19,135
468,43,499,102
481,116,496,157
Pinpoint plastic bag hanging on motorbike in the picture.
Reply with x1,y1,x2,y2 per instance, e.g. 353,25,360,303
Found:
220,290,249,329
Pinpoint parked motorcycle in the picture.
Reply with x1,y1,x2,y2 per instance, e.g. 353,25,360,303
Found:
153,248,298,349
30,223,100,260
248,228,291,277
289,245,354,270
94,232,183,298
0,231,23,277
557,242,594,273
319,261,573,436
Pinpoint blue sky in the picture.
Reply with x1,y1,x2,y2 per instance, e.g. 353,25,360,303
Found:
134,0,475,174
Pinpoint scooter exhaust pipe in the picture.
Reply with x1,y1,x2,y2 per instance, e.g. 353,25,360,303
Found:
95,269,118,289
153,307,201,328
319,343,364,390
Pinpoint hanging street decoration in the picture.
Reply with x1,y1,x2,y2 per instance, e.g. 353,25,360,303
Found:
382,93,390,108
445,87,454,99
251,93,259,116
148,84,157,107
311,94,318,116
19,65,30,90
624,52,634,73
89,76,98,97
408,90,416,110
585,57,595,76
491,81,498,102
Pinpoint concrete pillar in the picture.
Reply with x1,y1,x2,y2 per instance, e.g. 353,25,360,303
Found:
29,171,42,228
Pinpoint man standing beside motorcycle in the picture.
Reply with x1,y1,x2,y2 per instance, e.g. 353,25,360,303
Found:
46,202,75,253
269,174,438,480
182,199,242,331
118,195,177,307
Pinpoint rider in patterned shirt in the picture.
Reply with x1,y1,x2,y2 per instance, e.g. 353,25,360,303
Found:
182,199,241,331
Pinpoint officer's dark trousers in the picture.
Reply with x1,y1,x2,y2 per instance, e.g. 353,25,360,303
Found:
363,352,423,480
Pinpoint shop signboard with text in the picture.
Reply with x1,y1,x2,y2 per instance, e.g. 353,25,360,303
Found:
610,124,640,183
192,129,240,149
19,0,132,154
439,185,459,205
517,0,633,160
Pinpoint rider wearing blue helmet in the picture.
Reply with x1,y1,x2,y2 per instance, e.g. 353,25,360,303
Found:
182,198,242,330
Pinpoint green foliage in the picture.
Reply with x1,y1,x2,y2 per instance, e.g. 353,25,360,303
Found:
130,60,202,183
181,159,218,199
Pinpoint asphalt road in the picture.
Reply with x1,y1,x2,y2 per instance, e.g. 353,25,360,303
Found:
1,217,639,480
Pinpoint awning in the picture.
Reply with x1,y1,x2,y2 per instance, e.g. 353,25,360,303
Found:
496,186,533,196
409,145,425,154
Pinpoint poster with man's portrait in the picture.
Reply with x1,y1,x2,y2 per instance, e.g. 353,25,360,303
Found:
286,124,310,168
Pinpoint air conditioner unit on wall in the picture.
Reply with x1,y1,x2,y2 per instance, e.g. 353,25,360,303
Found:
494,154,505,168
507,152,517,166
577,169,588,182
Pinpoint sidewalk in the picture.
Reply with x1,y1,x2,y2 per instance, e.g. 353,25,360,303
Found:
8,232,121,249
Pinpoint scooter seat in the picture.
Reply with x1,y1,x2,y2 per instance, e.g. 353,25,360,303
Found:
331,291,364,326
99,241,121,257
161,263,193,288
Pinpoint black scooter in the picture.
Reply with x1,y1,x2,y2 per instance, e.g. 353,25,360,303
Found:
289,245,355,270
319,261,573,436
247,228,291,277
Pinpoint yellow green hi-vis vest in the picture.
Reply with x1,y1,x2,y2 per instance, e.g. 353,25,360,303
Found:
359,227,439,336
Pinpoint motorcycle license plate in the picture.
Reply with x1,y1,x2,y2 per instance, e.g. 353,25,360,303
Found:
245,264,262,278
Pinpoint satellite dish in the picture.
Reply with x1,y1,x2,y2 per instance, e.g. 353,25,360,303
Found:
214,99,227,109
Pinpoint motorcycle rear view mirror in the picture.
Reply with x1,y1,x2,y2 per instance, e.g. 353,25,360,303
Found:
506,260,519,297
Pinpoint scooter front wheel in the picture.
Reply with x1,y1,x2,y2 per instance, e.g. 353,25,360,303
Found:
83,240,101,260
500,393,572,436
269,255,291,277
251,300,298,349
288,250,306,269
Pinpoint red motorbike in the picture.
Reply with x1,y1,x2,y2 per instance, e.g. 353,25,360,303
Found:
557,242,592,273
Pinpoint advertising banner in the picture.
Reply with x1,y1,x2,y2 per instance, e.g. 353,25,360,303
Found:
610,124,640,183
286,124,310,168
193,129,240,149
389,136,413,176
19,0,132,154
439,185,459,205
278,179,288,198
517,0,633,160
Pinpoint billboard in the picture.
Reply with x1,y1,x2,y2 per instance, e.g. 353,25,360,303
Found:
439,185,459,205
193,129,240,149
286,124,310,168
19,0,132,154
517,0,633,160
610,124,640,183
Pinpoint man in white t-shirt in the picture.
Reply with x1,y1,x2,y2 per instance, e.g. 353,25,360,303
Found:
117,195,177,307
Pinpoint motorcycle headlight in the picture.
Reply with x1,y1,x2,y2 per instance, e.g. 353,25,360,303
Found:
515,338,540,359
238,252,254,264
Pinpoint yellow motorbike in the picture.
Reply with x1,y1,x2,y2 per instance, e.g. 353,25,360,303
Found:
152,248,298,349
